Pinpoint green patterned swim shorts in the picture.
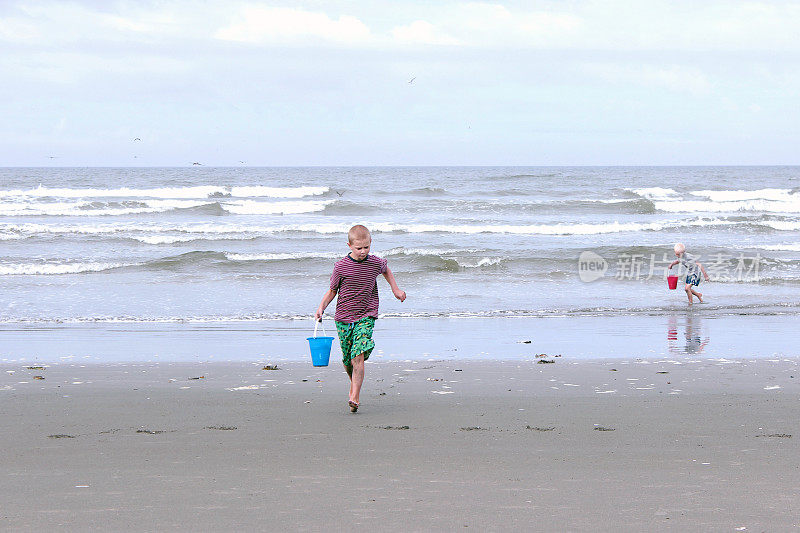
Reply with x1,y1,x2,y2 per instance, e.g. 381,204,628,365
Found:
335,317,376,366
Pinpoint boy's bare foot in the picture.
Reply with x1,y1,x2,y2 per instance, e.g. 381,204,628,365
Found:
348,400,359,413
697,293,703,303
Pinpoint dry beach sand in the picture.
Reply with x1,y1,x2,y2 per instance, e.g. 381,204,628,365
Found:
2,358,799,531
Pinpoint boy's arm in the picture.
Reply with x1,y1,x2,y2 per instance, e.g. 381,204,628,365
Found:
382,267,406,302
668,260,679,269
315,289,337,321
698,262,710,281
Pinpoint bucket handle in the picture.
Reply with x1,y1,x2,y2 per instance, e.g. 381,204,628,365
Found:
313,318,328,338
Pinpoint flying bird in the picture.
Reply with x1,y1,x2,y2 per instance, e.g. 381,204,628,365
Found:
133,137,141,141
408,77,416,84
335,190,345,197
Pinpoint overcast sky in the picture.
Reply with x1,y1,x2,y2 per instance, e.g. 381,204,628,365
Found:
1,0,799,166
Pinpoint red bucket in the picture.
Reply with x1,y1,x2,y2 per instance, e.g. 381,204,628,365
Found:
667,275,679,290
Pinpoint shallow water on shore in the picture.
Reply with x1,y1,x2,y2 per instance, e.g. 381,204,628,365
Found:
2,313,797,364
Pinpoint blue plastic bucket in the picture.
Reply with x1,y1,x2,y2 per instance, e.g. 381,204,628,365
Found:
307,321,334,367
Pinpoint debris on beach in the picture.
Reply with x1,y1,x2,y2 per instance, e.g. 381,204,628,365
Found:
27,366,45,370
454,369,463,372
610,368,618,371
519,340,532,344
526,426,555,432
48,434,75,439
537,359,555,364
460,426,485,431
302,379,308,382
427,378,442,382
381,425,410,430
188,376,204,380
262,364,279,370
757,433,791,438
593,426,616,431
657,371,669,374
204,426,237,431
33,375,45,380
136,429,166,434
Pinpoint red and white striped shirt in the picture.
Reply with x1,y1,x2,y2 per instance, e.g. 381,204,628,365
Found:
330,254,388,323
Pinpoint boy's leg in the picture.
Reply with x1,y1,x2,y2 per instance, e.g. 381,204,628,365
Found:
685,284,694,304
690,287,703,303
350,353,365,405
344,362,353,400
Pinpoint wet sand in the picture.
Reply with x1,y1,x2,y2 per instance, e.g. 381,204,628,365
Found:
2,358,799,531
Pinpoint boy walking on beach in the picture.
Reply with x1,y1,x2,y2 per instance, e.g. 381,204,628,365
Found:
668,243,710,305
315,225,406,412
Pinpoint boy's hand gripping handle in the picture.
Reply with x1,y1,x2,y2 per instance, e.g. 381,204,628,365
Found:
313,319,328,338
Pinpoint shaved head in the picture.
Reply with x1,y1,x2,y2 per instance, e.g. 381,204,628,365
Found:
348,225,371,244
674,243,685,254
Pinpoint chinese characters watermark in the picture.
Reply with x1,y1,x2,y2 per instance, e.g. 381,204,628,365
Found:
578,252,763,282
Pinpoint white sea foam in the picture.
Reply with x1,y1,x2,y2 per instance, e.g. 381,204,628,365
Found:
756,220,800,231
229,186,328,198
628,187,680,200
1,216,792,246
459,257,505,268
132,234,255,245
654,198,800,213
0,262,130,275
367,221,672,235
0,199,207,216
225,251,341,261
0,197,332,217
0,218,765,241
0,185,329,199
383,247,484,256
222,200,333,215
690,188,796,202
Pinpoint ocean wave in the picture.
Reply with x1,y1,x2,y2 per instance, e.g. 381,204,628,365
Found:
654,198,800,213
627,187,681,201
0,199,208,217
0,184,329,200
140,251,228,270
762,244,800,252
224,249,506,270
3,216,797,243
223,199,333,215
225,251,342,261
131,233,257,245
228,186,328,198
690,188,797,202
757,220,800,231
0,198,332,217
0,261,131,275
321,200,382,215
